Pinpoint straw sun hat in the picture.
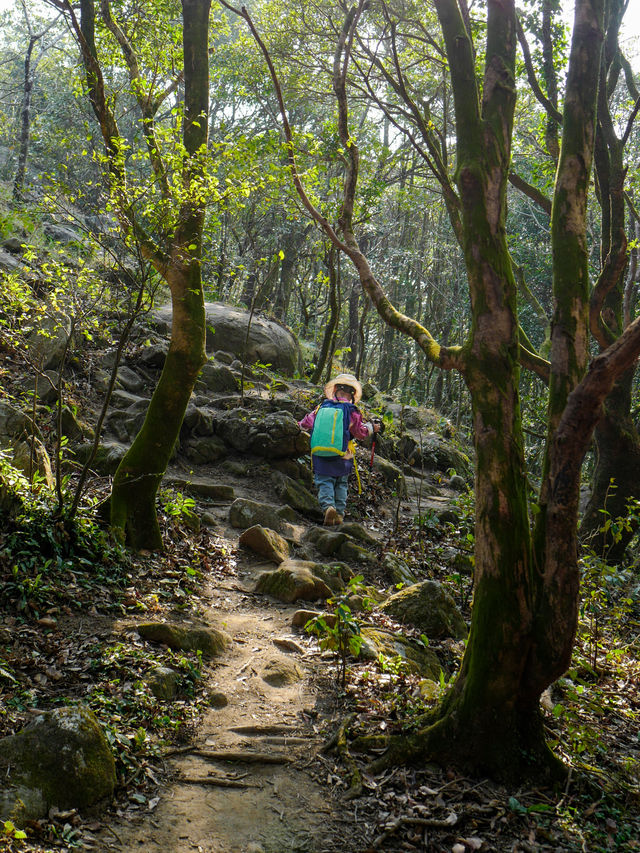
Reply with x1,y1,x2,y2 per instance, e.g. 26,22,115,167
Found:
324,373,363,403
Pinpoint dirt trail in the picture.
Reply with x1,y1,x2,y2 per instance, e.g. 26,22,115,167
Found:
94,510,368,853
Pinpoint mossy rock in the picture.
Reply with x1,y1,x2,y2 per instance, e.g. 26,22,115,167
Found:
276,474,322,518
209,690,229,709
0,705,115,823
372,456,407,496
315,531,348,556
379,580,467,640
146,666,180,700
137,622,232,658
239,525,290,564
338,540,376,563
229,498,284,532
339,522,378,545
359,627,443,680
254,560,332,603
382,553,417,586
167,476,234,502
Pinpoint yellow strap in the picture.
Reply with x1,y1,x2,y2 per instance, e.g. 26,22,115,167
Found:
349,440,362,494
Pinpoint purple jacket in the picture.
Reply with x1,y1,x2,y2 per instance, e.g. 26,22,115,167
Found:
298,399,373,476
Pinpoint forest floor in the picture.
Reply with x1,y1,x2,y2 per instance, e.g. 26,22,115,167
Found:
2,445,640,852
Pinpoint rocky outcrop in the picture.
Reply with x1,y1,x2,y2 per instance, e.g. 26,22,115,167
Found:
152,301,303,376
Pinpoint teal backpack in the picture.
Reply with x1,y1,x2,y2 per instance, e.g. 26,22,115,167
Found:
310,401,355,458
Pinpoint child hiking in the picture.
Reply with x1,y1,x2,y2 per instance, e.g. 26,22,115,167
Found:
298,373,381,526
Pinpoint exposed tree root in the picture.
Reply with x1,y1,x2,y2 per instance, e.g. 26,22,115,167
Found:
323,714,363,800
176,775,259,789
193,749,290,764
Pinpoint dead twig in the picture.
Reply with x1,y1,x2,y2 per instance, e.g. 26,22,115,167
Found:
193,749,290,765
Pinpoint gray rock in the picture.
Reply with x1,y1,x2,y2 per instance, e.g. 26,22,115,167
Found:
184,435,228,464
183,405,215,436
197,361,239,393
140,343,168,368
380,580,467,640
0,402,35,440
209,690,229,708
11,438,54,489
229,498,284,532
43,223,82,244
448,474,468,492
249,411,309,458
338,540,375,563
275,473,321,518
74,441,127,475
213,350,234,364
0,705,115,823
372,456,407,495
27,311,72,370
61,406,94,441
361,382,380,401
23,369,59,405
116,365,146,393
314,531,348,556
2,236,25,253
291,609,337,629
339,522,377,545
152,301,303,376
0,249,24,272
166,476,234,502
137,622,232,658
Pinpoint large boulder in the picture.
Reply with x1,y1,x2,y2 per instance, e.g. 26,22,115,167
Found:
0,705,115,824
380,580,467,640
152,301,303,376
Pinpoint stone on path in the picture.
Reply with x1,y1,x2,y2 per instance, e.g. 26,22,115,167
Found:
229,498,284,533
254,560,332,604
382,553,418,586
291,609,337,629
239,525,290,564
146,666,180,700
261,656,304,687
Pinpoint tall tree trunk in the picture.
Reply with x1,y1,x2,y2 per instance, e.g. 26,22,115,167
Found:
311,245,340,384
13,37,36,200
108,0,211,548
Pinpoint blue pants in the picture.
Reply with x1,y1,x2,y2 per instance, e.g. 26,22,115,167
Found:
314,473,349,514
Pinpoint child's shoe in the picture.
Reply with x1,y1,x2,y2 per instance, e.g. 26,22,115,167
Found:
323,506,339,526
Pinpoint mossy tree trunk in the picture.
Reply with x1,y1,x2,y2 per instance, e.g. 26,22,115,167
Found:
578,0,640,559
110,0,210,549
237,0,640,780
69,0,211,548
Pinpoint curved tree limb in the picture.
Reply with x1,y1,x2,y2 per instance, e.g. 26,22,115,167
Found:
218,0,462,371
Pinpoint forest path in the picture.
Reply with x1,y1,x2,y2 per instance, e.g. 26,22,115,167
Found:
93,493,373,853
